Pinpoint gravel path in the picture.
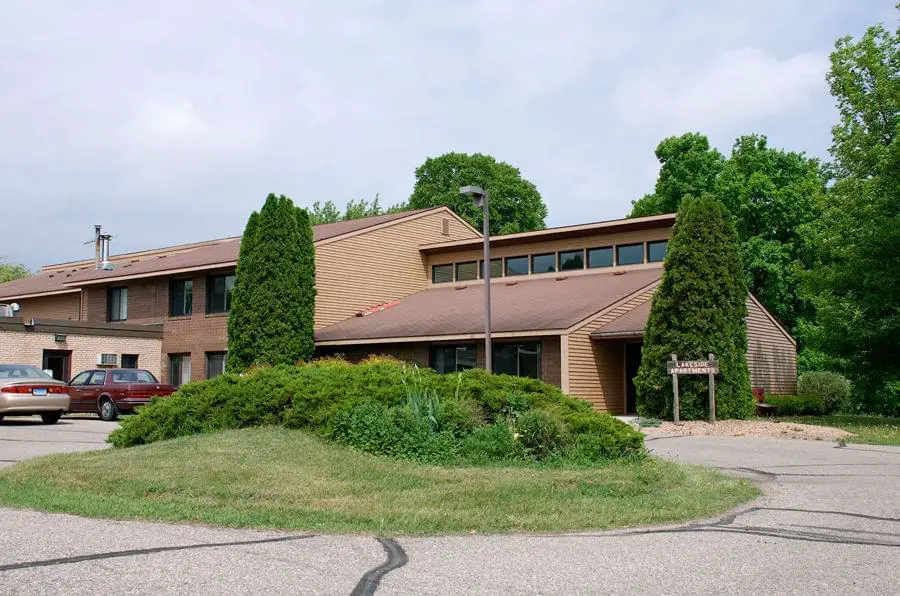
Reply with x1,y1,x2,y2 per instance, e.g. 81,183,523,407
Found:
641,419,851,441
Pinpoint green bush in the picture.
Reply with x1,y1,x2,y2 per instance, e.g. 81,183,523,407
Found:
765,394,825,416
797,371,852,414
109,359,644,464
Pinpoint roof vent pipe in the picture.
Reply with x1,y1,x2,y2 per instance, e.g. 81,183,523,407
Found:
94,225,102,269
100,234,114,270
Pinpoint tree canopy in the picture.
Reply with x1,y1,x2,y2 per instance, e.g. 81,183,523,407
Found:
309,195,408,225
226,194,316,372
635,194,753,420
804,20,899,414
628,133,825,339
408,152,547,235
0,260,30,284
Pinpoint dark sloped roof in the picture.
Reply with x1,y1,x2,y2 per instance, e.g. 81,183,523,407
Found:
590,300,652,337
315,268,662,343
0,207,446,298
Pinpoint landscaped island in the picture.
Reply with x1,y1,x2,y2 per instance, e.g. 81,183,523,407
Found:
0,359,758,534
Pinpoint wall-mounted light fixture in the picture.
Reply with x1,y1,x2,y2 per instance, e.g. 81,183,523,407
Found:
54,334,67,343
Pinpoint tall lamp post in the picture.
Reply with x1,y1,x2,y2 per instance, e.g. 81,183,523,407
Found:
459,185,492,373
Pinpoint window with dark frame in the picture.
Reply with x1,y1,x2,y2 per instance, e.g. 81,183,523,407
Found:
479,259,503,279
169,279,193,317
505,256,529,276
169,354,191,387
432,264,453,283
429,344,476,374
455,261,478,282
492,342,542,379
616,243,645,265
647,240,668,263
587,246,614,268
531,253,556,274
107,287,127,321
559,249,585,271
206,274,235,313
206,352,227,379
121,354,139,369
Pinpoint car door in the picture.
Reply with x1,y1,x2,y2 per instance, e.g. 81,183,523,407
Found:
67,370,93,412
81,370,107,413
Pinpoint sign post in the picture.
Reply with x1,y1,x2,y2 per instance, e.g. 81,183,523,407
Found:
667,354,719,424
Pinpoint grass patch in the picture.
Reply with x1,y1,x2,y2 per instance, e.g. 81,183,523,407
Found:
0,427,757,535
771,415,900,446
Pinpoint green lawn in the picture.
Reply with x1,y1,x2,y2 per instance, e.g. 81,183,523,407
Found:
772,415,900,446
0,427,757,535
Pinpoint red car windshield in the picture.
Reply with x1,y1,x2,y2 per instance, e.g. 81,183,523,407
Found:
0,364,52,380
110,370,159,384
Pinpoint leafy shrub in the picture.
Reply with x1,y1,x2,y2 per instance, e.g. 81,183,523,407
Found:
109,359,644,464
797,372,852,414
765,394,825,416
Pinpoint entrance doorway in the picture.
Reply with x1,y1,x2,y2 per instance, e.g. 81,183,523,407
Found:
42,349,72,382
624,342,642,414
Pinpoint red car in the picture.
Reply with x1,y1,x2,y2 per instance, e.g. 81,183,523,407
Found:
67,368,176,421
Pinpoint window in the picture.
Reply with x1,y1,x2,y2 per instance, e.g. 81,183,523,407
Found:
170,279,193,317
430,345,476,374
88,371,107,386
169,354,192,387
432,264,453,283
206,352,227,379
206,274,235,313
559,250,585,271
112,370,157,383
121,354,139,369
587,247,613,268
479,259,503,279
492,343,542,379
70,371,92,386
455,261,478,282
107,287,127,321
505,256,529,276
531,253,556,274
647,240,668,263
616,243,645,265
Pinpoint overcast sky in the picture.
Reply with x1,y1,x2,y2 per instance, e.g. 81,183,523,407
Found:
1,1,895,270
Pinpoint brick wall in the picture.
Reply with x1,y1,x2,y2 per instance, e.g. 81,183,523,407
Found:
12,293,81,321
0,329,162,381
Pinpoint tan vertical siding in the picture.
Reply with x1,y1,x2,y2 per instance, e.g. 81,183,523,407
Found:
565,284,658,412
13,293,81,321
746,296,797,394
315,211,479,328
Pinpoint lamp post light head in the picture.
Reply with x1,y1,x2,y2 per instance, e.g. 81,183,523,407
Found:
459,185,486,208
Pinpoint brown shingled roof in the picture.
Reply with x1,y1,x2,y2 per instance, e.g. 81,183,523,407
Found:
590,300,652,338
315,268,662,343
0,207,447,298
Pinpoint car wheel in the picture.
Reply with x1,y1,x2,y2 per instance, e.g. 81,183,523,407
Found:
99,398,118,422
41,412,62,425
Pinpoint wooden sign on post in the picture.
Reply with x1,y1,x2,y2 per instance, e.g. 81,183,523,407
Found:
667,353,719,424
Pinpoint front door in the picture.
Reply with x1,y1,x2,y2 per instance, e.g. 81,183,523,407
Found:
42,350,72,381
625,342,642,414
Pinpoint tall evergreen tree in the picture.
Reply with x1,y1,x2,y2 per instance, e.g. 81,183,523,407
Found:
635,194,753,420
227,194,316,372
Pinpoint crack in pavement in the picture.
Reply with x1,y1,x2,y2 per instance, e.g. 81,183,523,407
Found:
0,535,314,572
350,538,408,596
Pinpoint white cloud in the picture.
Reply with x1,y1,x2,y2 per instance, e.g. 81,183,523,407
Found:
613,47,828,134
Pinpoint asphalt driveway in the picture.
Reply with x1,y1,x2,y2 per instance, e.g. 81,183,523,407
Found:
0,416,112,469
0,421,897,595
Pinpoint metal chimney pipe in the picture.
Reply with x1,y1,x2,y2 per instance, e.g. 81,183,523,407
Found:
94,225,102,269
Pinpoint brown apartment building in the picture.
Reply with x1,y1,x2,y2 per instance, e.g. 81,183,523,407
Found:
0,207,797,414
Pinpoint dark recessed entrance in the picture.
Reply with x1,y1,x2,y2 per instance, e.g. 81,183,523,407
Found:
42,349,72,382
624,342,642,414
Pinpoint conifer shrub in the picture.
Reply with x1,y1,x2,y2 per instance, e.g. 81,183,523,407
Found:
227,194,316,372
634,194,754,420
108,359,644,464
797,371,852,414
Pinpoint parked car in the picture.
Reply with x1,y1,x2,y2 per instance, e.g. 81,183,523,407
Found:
67,368,176,421
0,363,71,424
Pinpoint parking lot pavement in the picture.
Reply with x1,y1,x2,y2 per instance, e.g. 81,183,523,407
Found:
0,427,897,594
0,416,114,468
